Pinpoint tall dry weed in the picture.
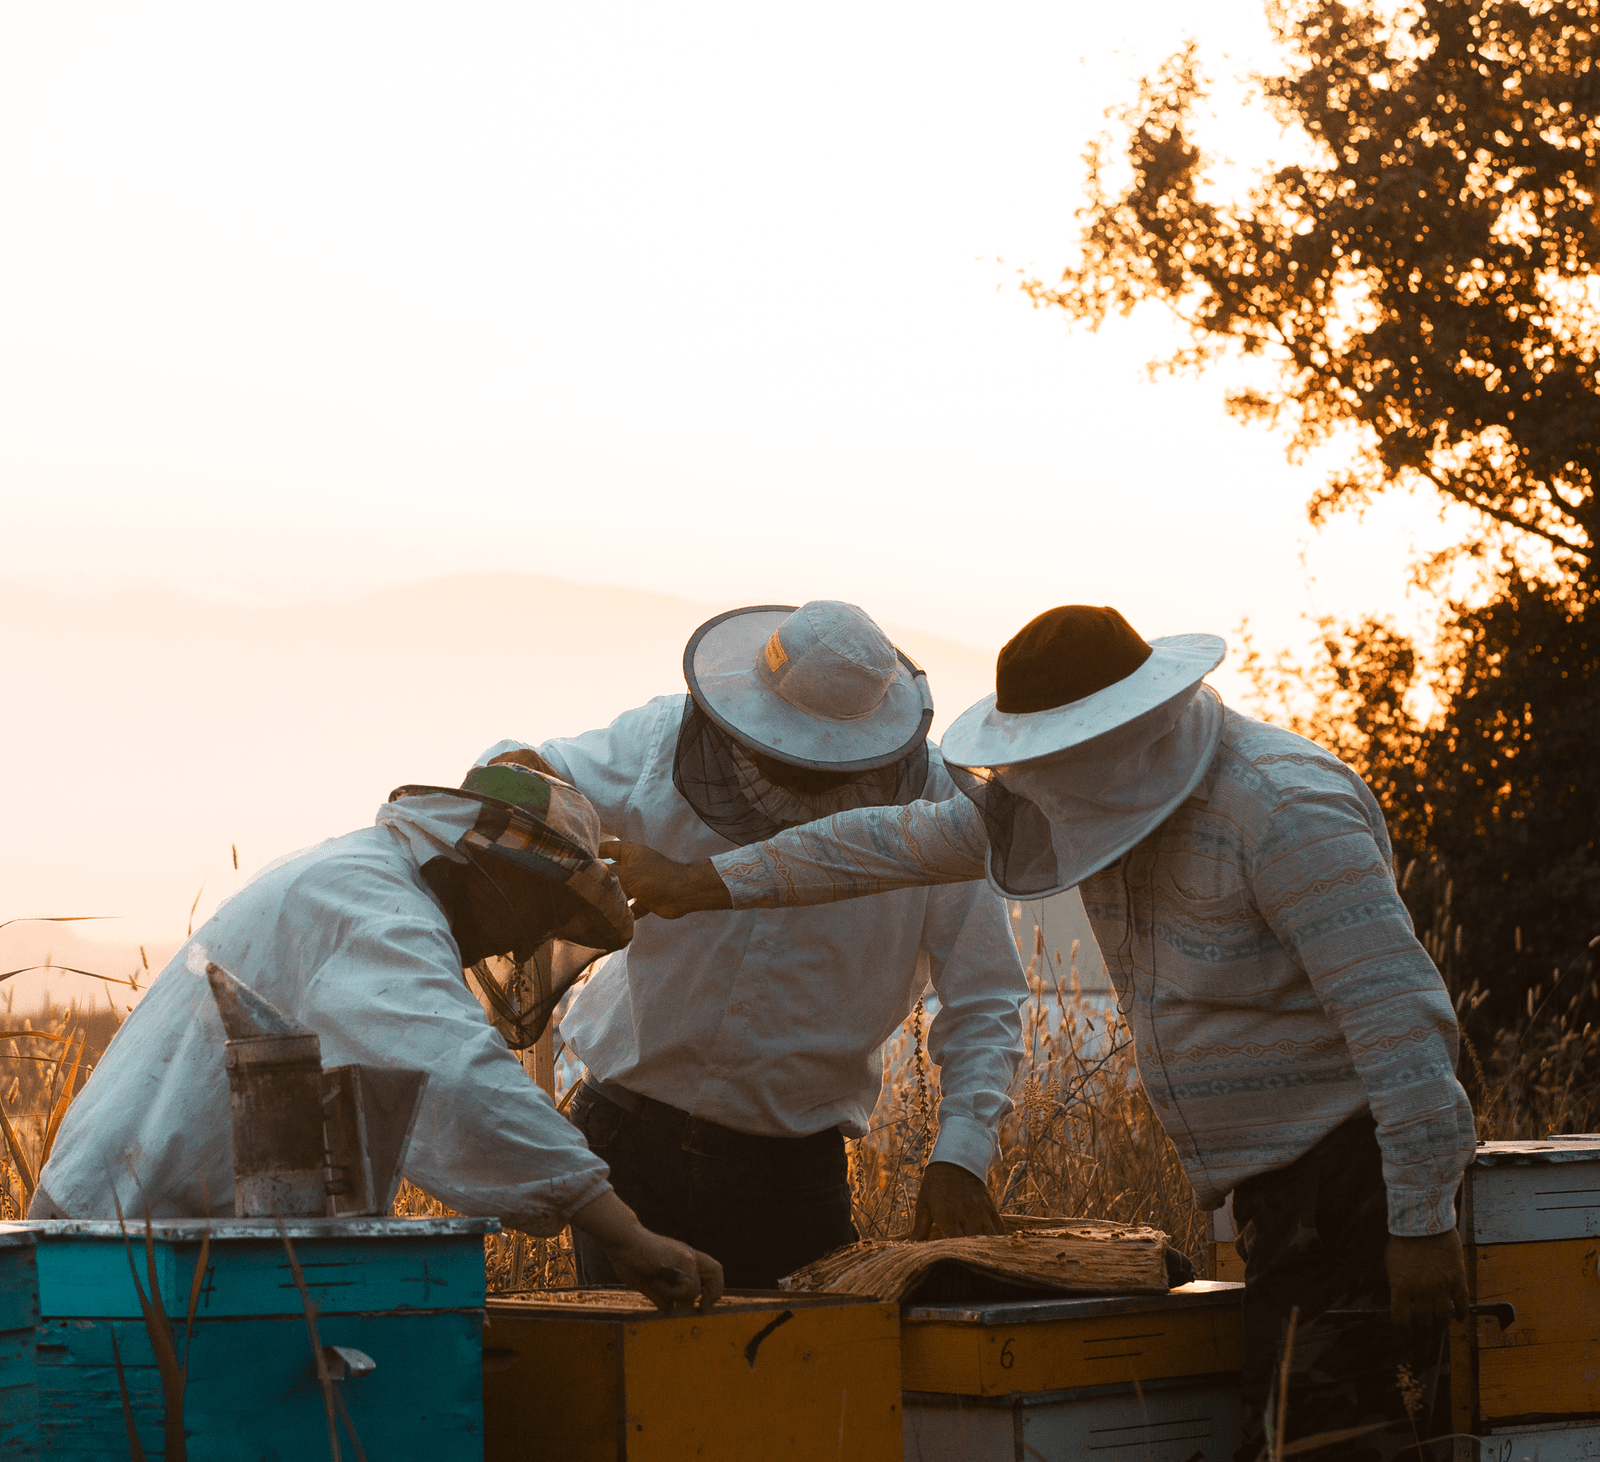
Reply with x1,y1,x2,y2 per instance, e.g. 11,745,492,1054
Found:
0,997,122,1218
848,914,1207,1263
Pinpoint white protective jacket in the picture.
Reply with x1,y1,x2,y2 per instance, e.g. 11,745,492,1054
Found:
488,696,1027,1180
36,799,611,1231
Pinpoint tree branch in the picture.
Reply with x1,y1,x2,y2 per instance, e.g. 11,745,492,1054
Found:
1422,467,1592,564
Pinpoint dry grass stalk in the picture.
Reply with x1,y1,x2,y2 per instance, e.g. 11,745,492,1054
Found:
0,997,120,1216
780,1220,1170,1303
108,1196,212,1462
848,916,1209,1265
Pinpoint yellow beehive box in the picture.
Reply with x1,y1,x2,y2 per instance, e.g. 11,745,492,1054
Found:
482,1290,901,1461
1451,1136,1600,1447
1206,1195,1246,1283
899,1281,1244,1462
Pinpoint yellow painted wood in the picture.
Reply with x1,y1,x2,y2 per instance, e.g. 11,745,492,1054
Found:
1468,1237,1600,1421
1211,1243,1246,1283
1478,1340,1600,1422
482,1296,900,1461
483,1309,622,1461
1472,1237,1598,1349
901,1306,1242,1398
621,1301,901,1461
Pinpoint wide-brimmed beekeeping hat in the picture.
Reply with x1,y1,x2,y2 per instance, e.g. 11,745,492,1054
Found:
940,606,1227,898
684,601,933,771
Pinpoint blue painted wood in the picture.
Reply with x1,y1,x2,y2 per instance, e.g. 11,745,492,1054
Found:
0,1324,37,1382
1,1382,44,1460
1,1223,41,1331
0,1224,41,1459
31,1217,491,1318
27,1218,494,1461
37,1312,482,1460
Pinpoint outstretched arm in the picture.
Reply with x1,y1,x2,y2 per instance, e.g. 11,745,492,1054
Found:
606,795,991,917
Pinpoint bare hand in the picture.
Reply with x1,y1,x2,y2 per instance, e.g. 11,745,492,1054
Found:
606,1230,725,1315
911,1161,1005,1240
601,840,733,920
570,1190,725,1313
1386,1230,1469,1326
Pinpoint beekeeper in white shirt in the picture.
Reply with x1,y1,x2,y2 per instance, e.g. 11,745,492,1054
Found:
34,755,723,1313
484,600,1028,1288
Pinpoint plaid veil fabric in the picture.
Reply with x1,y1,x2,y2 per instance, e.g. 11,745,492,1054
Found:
380,758,633,1046
671,697,931,846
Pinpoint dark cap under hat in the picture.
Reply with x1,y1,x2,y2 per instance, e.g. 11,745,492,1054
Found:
995,606,1154,715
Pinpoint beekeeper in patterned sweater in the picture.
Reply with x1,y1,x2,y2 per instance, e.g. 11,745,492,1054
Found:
608,604,1478,1460
35,756,723,1313
490,600,1028,1290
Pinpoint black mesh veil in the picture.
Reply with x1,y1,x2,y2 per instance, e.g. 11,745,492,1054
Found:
468,942,599,1050
945,763,1064,897
673,698,931,846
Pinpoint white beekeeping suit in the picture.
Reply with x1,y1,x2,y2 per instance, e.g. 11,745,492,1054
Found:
38,780,623,1230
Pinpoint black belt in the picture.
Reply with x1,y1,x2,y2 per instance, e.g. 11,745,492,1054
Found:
578,1077,844,1165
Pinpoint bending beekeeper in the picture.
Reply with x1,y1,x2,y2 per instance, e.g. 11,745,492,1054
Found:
34,755,724,1313
485,600,1027,1289
609,605,1477,1456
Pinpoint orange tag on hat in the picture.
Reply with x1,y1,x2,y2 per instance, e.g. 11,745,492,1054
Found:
764,630,789,673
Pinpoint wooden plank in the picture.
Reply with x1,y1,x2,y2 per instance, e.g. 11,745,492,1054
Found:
621,1299,902,1462
900,1395,1014,1462
0,1232,40,1459
0,1325,37,1385
1469,1236,1600,1421
1212,1243,1246,1284
901,1307,1243,1398
38,1310,484,1460
900,1323,987,1397
1473,1419,1600,1462
36,1231,486,1318
1473,1238,1599,1350
1478,1342,1600,1426
1465,1161,1600,1245
1017,1375,1242,1461
0,1380,42,1461
0,1241,39,1332
483,1310,624,1462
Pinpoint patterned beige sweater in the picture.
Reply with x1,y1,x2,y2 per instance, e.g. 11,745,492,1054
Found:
713,709,1476,1236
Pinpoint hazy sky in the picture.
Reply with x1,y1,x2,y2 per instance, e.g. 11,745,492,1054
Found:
2,3,1453,643
2,3,1460,997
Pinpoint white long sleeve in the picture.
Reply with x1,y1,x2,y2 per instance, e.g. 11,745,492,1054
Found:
40,826,611,1233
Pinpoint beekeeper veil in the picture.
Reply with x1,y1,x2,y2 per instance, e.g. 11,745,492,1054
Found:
673,601,936,845
378,751,633,1046
939,607,1228,899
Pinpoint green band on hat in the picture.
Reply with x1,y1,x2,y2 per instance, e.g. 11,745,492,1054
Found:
460,764,554,817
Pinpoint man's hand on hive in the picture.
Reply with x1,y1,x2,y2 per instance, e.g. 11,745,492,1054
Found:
911,1161,1006,1241
1385,1229,1469,1326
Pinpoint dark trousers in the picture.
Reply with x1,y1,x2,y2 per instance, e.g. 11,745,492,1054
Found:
567,1080,859,1291
1232,1111,1449,1462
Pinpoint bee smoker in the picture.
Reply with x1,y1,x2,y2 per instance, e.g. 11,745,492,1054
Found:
206,962,426,1218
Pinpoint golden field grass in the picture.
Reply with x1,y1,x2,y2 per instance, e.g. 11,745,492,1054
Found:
5,907,1594,1294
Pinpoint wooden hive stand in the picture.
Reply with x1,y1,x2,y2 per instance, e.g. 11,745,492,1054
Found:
1452,1136,1600,1460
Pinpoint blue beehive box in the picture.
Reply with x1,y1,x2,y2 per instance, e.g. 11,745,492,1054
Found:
0,1223,42,1458
29,1215,496,1460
